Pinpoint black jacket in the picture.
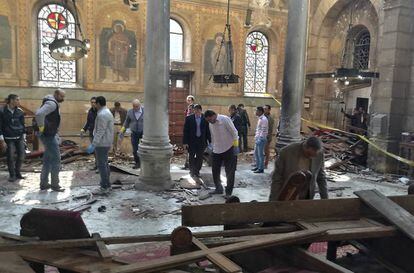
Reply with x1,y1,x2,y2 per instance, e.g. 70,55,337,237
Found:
238,108,250,127
0,105,25,139
183,114,211,151
230,113,243,134
83,108,97,134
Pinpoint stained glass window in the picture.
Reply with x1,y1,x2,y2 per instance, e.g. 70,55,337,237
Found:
170,19,184,61
38,4,77,84
244,31,269,94
353,31,370,70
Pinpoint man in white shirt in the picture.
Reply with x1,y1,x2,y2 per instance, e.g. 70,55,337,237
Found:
204,110,239,197
252,106,268,173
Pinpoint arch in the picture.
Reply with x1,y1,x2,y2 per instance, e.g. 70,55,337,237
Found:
170,18,184,61
349,25,371,70
170,14,192,62
243,31,269,94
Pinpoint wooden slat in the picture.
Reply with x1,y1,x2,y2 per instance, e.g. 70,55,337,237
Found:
355,190,414,240
103,229,326,273
192,237,242,273
286,247,354,273
92,233,112,261
0,226,296,252
181,195,414,227
0,238,35,273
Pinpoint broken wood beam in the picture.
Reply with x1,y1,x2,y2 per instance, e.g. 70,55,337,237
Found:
0,238,35,273
355,190,414,241
0,226,297,252
100,229,326,273
92,233,112,261
181,195,414,227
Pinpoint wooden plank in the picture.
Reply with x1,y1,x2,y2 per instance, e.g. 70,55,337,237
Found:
102,229,326,273
92,233,112,261
192,237,242,273
181,195,414,227
355,190,414,240
285,247,354,273
0,226,296,252
0,231,38,242
0,238,35,273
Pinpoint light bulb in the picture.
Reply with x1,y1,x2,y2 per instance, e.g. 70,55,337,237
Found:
64,39,69,45
358,75,363,79
344,80,350,86
331,74,335,78
64,50,72,57
333,79,338,83
84,54,88,58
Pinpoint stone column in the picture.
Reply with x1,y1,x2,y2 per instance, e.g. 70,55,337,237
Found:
277,0,309,149
137,0,173,190
368,1,414,172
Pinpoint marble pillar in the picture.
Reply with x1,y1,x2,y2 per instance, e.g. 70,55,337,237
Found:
137,0,173,190
276,0,309,149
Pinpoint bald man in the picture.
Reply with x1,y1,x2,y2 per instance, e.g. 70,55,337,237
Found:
120,99,144,169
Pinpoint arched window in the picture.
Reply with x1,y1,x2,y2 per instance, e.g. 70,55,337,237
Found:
353,30,370,70
37,3,77,84
170,19,184,61
244,31,269,94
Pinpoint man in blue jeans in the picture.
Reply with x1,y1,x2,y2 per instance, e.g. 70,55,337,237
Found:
120,99,144,169
88,96,114,193
35,89,66,191
252,106,268,173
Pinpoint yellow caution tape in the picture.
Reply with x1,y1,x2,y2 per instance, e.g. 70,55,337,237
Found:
264,94,414,167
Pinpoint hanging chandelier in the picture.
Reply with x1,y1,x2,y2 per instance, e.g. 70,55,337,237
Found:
49,0,90,61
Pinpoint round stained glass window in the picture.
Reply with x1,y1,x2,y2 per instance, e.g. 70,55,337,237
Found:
249,38,264,53
47,12,67,30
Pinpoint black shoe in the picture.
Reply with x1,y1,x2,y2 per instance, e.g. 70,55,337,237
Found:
16,173,25,179
209,189,224,195
51,186,65,192
40,184,51,190
251,168,258,171
254,169,264,173
8,176,16,182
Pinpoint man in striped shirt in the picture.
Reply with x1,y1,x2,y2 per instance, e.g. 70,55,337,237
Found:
252,106,268,173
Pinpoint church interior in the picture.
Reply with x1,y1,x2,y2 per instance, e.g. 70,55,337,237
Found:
0,0,414,272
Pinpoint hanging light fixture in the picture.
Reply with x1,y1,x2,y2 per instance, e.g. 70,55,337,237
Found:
49,0,90,61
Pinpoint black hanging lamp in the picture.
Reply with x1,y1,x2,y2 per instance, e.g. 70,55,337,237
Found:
48,0,90,61
211,0,240,84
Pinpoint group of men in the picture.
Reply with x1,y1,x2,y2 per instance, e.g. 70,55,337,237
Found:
0,90,329,201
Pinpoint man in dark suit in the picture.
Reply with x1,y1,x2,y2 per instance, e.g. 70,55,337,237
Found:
183,104,211,178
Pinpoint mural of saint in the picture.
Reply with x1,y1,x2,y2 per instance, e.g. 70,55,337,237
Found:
203,32,234,85
100,20,137,82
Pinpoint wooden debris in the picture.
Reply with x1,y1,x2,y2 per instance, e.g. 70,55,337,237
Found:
92,233,112,261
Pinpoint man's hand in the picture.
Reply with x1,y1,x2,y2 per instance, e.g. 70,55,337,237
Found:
120,127,126,134
183,144,189,150
86,144,95,154
80,129,85,138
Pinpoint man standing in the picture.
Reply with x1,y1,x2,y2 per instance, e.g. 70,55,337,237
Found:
89,96,114,193
204,110,239,197
183,104,210,178
228,105,243,151
237,104,250,152
0,94,26,182
252,106,268,174
110,101,127,151
185,95,195,117
269,136,328,201
264,104,275,168
35,89,65,191
81,97,97,170
120,99,144,169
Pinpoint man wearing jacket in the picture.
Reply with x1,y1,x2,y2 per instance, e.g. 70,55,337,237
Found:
237,104,250,152
269,136,328,201
35,89,65,191
120,99,144,169
110,101,127,152
91,96,114,193
0,94,26,182
183,104,211,178
81,97,97,169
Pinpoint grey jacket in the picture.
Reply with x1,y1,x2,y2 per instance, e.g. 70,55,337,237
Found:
123,108,144,133
35,95,58,128
269,142,328,201
92,107,114,147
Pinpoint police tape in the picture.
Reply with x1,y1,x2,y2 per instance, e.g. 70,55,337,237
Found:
265,94,414,167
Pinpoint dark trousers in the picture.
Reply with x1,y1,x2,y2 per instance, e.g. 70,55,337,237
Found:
239,126,248,152
131,131,142,167
40,135,61,188
89,134,97,167
212,147,237,195
5,138,25,178
189,138,205,176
